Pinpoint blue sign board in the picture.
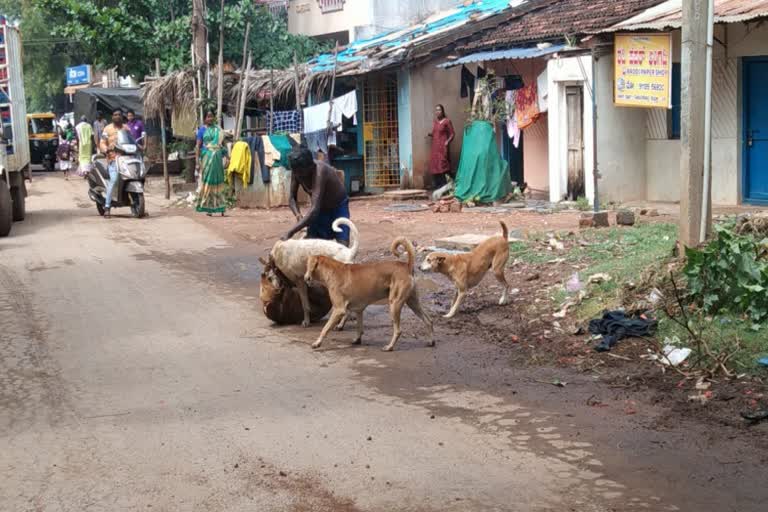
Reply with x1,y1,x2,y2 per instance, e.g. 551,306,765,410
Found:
66,65,91,86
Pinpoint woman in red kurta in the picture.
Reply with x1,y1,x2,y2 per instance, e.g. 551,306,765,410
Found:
428,104,455,189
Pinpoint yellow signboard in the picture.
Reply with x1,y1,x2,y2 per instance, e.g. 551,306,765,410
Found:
614,33,672,108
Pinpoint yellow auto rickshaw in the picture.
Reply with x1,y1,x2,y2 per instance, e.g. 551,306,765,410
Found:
27,112,58,172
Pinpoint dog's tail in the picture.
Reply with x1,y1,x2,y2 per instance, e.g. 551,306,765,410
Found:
391,237,415,273
500,221,509,240
332,218,359,258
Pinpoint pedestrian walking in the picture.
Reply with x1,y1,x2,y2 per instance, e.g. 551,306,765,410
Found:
428,104,455,190
57,121,75,180
75,115,93,178
195,109,229,216
92,112,106,150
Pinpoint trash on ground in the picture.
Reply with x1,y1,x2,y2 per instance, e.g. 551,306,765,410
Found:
565,273,582,293
757,357,768,367
553,291,587,319
589,310,658,352
549,238,565,251
688,391,713,404
588,273,612,285
741,409,768,423
650,342,693,367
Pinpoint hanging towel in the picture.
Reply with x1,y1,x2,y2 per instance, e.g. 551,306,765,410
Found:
304,129,333,156
332,90,358,127
537,69,549,113
303,102,331,133
263,135,281,167
514,83,541,130
460,65,475,99
269,134,293,169
227,141,251,188
267,110,302,133
246,136,267,184
505,91,521,148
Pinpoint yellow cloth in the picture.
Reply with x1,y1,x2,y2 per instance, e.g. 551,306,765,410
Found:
226,141,251,187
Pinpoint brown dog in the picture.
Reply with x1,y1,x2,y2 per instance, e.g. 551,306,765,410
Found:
304,237,433,351
259,256,332,325
420,221,510,318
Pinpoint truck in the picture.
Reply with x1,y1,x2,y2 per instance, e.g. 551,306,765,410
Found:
0,21,30,237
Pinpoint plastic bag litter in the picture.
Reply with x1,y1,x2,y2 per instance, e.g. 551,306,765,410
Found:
647,338,692,366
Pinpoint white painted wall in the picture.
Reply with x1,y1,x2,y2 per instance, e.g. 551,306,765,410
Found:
547,56,595,203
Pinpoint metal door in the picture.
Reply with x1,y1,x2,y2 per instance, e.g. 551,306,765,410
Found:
566,86,585,200
362,75,400,188
744,58,768,204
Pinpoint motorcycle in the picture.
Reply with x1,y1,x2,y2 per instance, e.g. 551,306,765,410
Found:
86,130,147,218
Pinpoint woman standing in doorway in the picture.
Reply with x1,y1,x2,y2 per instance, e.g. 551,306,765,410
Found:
428,104,455,189
195,109,229,216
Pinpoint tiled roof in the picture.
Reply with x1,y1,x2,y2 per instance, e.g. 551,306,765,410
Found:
462,0,667,51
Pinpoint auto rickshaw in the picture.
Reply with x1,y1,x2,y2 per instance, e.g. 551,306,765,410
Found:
27,112,58,172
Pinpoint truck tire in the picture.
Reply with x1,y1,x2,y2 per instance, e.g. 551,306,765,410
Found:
0,184,12,237
10,181,25,221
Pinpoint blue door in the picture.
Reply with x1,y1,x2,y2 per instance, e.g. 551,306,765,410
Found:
744,58,768,204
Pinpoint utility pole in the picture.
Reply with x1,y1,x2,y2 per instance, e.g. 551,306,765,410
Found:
155,59,170,200
679,0,711,248
216,0,225,125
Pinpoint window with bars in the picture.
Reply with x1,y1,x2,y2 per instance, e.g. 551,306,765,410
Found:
362,74,400,188
318,0,345,14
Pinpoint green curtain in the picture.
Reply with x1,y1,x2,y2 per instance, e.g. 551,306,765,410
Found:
454,120,511,203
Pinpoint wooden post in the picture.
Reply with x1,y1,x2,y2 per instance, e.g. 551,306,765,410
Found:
235,52,252,141
216,0,225,126
191,0,207,83
293,51,302,112
326,44,340,135
155,59,170,200
234,22,251,137
269,68,275,135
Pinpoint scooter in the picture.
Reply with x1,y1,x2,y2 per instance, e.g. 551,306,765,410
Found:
86,130,147,218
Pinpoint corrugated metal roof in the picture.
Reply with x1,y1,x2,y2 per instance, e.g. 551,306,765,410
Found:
309,0,526,74
599,0,768,32
437,43,567,68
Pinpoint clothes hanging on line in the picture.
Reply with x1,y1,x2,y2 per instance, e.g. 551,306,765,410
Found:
267,110,302,133
304,129,335,156
245,136,267,184
269,134,294,169
226,140,251,188
537,69,549,113
262,135,281,168
302,90,358,134
514,83,541,130
505,90,521,148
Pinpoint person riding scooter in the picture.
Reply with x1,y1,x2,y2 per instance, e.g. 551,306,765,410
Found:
87,110,147,218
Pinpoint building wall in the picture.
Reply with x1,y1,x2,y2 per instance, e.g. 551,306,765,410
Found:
644,26,748,206
287,0,372,41
596,56,648,203
407,64,467,189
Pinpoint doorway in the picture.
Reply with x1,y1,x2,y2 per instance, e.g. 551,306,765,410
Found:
362,74,400,188
743,58,768,204
566,85,585,200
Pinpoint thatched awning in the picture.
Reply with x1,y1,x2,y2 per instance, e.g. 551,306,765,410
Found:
142,65,334,120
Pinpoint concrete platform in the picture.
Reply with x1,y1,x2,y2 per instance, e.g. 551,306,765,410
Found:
383,189,429,201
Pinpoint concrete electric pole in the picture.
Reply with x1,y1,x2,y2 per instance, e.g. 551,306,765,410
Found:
679,0,714,248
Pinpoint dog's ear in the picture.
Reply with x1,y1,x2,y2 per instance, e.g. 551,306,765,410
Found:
435,255,446,265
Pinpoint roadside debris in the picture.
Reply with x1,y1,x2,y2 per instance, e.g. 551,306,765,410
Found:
741,409,768,423
645,338,693,367
616,210,636,226
757,357,768,367
553,291,587,319
579,211,609,228
588,273,612,285
588,310,658,352
565,273,582,293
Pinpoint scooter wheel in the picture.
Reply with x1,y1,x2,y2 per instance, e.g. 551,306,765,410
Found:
130,192,145,218
96,203,106,216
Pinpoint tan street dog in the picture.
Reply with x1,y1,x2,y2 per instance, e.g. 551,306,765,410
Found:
420,221,510,318
270,218,358,327
304,237,433,351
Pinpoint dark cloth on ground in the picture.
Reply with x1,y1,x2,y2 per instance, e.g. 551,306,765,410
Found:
307,196,351,242
588,311,657,352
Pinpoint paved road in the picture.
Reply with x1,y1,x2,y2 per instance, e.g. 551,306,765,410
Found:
0,176,752,511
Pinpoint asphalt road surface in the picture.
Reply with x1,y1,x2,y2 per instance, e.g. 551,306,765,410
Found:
1,175,763,512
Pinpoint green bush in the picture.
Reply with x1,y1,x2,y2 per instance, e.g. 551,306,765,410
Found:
684,224,768,326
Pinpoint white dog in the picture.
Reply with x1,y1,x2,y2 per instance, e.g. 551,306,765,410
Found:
270,217,359,327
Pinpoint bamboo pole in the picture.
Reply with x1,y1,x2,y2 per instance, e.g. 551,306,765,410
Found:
216,0,225,126
235,52,252,140
155,59,170,200
293,51,301,112
326,44,340,135
269,68,275,135
234,22,252,137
